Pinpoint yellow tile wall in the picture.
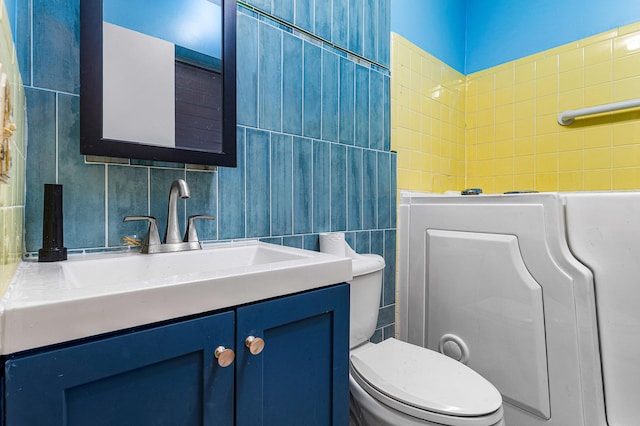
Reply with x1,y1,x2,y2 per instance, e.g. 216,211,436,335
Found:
0,0,27,294
393,21,640,195
466,21,640,193
391,33,465,194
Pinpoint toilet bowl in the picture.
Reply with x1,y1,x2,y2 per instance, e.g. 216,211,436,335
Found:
319,233,505,426
349,339,504,426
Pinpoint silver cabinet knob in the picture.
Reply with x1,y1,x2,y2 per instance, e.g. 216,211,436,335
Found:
214,346,235,367
245,336,265,355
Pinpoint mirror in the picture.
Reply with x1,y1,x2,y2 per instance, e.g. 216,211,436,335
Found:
80,0,237,167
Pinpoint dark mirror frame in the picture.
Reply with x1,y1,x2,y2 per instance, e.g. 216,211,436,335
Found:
80,0,237,167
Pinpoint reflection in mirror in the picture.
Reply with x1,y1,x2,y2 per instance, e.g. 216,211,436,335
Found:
80,0,236,166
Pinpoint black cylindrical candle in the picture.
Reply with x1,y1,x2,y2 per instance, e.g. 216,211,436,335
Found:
38,184,67,262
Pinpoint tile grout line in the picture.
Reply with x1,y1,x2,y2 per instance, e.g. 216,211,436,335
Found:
243,127,247,239
29,0,33,88
290,135,294,236
104,165,109,247
257,19,261,131
308,137,312,236
327,141,332,233
215,164,219,241
146,168,151,215
279,28,284,135
183,167,187,232
269,132,273,237
54,92,58,184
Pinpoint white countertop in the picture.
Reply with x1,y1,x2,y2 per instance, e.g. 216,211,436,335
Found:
0,241,352,355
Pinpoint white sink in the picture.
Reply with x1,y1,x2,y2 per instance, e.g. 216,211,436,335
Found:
1,241,352,355
63,242,311,288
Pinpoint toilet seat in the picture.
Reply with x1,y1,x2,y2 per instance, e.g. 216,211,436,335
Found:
350,339,503,426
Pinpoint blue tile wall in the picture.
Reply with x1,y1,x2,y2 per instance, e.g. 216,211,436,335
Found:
314,1,332,42
377,151,391,229
369,71,384,150
272,0,294,23
339,58,355,145
364,0,377,61
24,88,56,251
349,0,364,55
14,0,31,86
355,231,370,255
186,170,218,241
344,232,355,250
332,0,349,49
303,233,319,251
33,0,79,93
295,0,313,33
248,0,271,13
302,42,322,139
370,230,383,258
293,137,312,234
260,236,282,245
245,129,271,238
243,0,389,67
283,234,303,249
390,153,397,226
282,33,303,135
347,147,363,231
355,64,370,148
321,50,339,142
383,75,391,151
377,0,390,66
107,166,148,247
19,1,395,340
383,229,396,306
363,150,377,230
331,143,347,231
57,94,105,249
237,13,259,127
312,140,330,233
218,128,246,240
258,22,282,132
271,134,293,236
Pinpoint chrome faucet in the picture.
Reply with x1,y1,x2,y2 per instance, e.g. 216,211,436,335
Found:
124,179,215,254
164,179,190,244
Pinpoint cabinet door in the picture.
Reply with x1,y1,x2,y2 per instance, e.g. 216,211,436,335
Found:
5,311,235,426
235,284,350,426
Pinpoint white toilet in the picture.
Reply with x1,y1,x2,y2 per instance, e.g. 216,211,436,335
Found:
344,245,505,426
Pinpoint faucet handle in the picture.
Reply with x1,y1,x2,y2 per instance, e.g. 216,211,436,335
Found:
184,215,216,243
124,216,161,248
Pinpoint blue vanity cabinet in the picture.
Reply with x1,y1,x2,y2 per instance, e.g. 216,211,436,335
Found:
235,284,350,426
3,310,236,426
2,283,349,425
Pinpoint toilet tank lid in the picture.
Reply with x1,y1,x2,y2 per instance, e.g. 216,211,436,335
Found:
352,254,385,277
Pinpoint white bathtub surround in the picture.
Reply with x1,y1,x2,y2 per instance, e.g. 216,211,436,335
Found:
398,191,607,426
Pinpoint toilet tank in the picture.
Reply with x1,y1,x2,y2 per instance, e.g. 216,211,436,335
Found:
349,255,385,349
